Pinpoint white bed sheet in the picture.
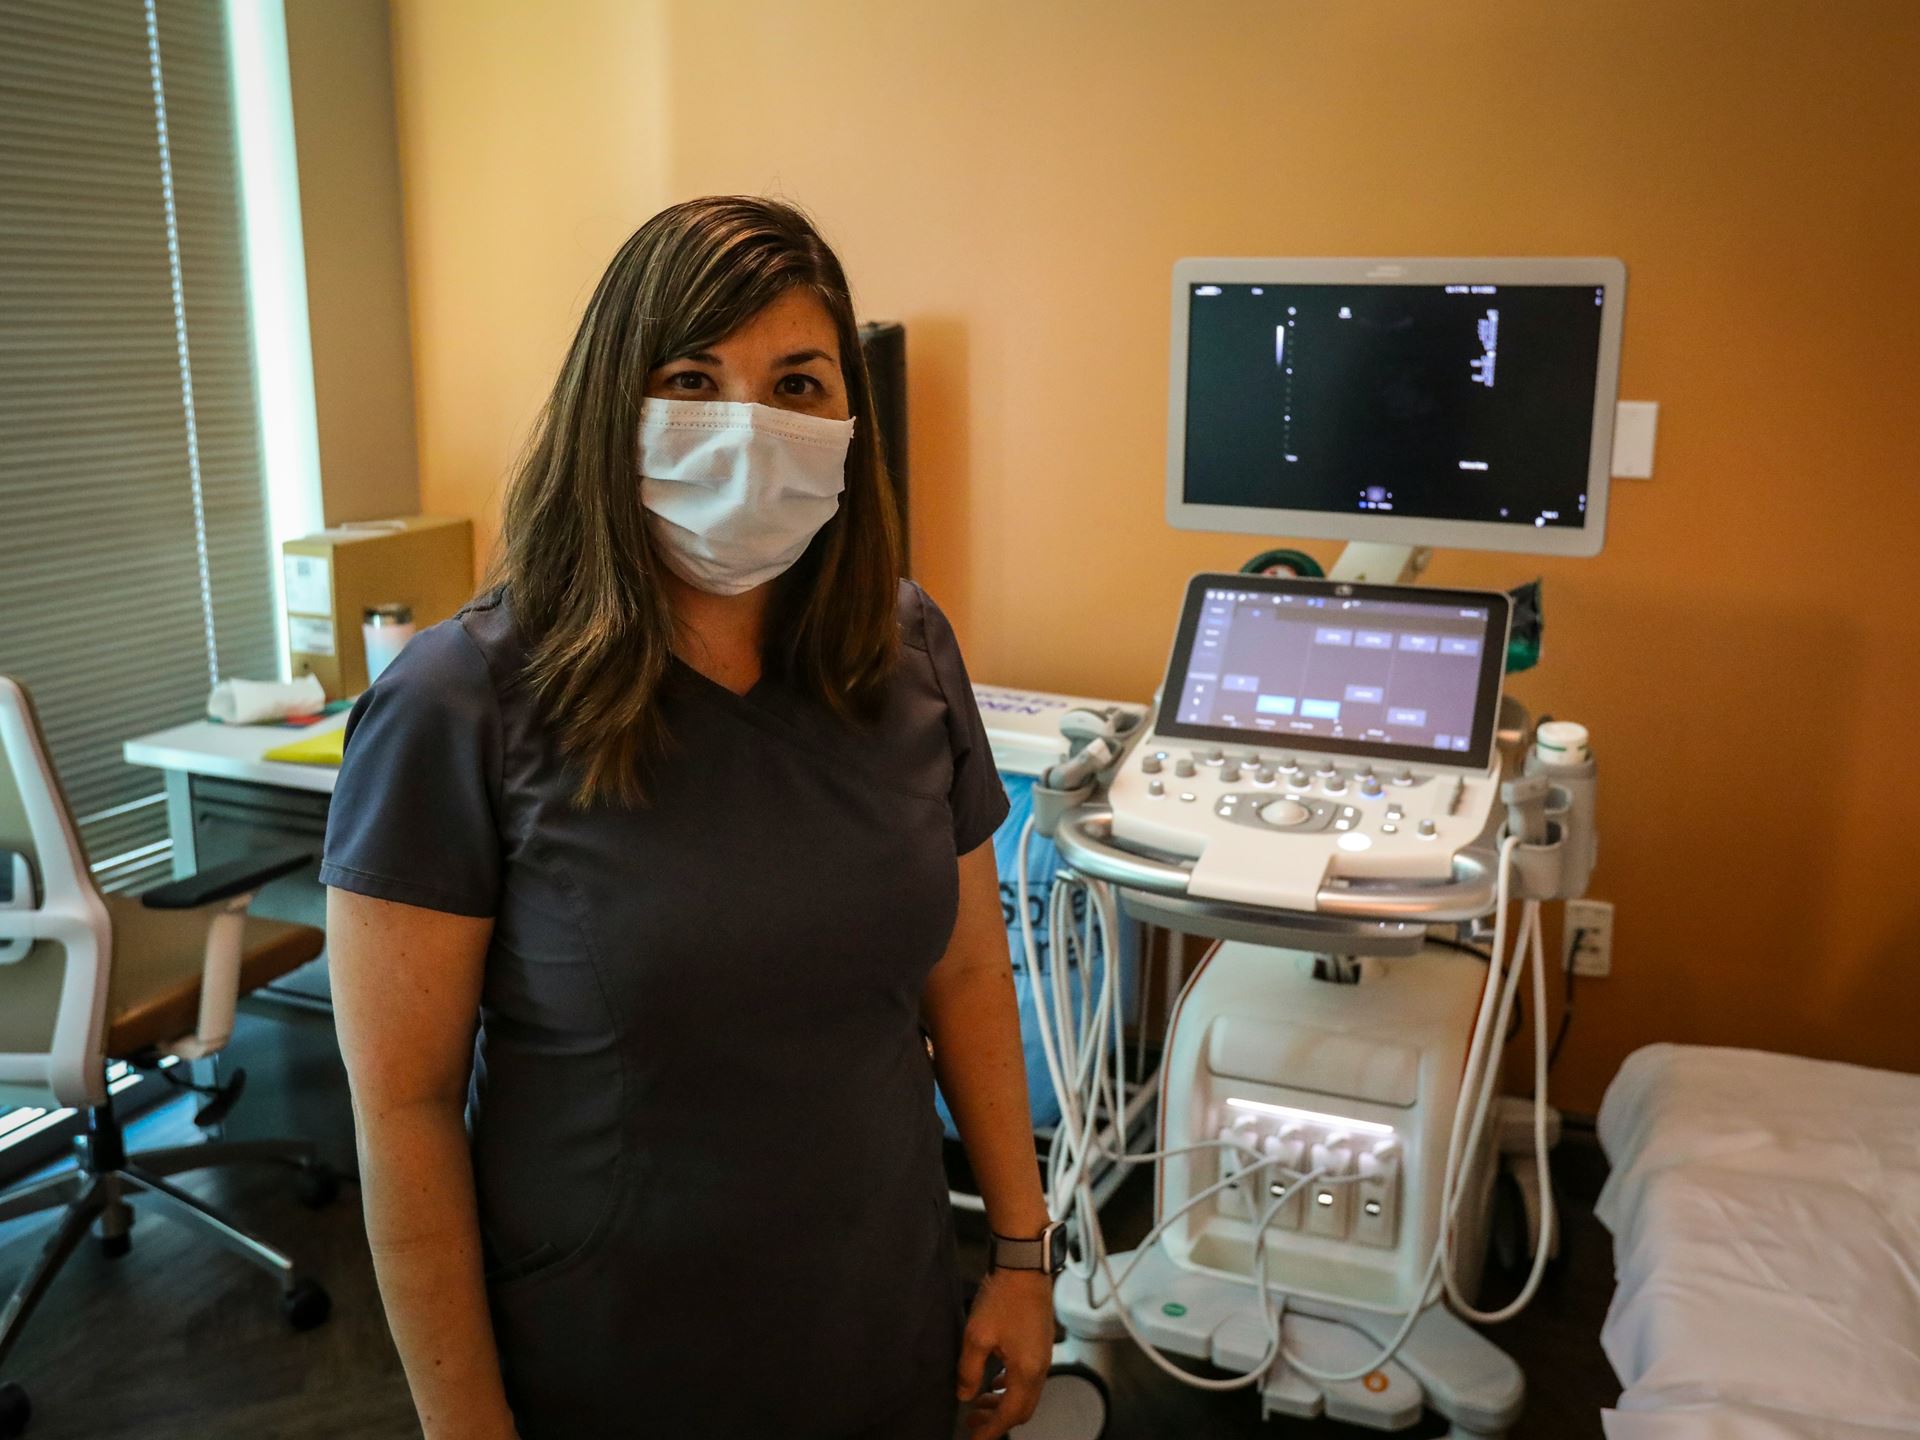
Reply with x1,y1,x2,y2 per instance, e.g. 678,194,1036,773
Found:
1596,1044,1920,1437
1603,1403,1920,1440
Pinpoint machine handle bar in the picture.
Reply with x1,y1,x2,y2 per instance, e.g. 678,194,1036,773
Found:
1051,805,1499,923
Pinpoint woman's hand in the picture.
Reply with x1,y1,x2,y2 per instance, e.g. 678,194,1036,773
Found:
956,1268,1056,1437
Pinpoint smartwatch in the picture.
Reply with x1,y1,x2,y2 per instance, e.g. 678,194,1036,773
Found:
987,1219,1067,1276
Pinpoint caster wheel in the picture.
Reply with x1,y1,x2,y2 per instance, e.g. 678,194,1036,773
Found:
295,1162,341,1210
0,1380,29,1439
1491,1165,1571,1282
282,1278,331,1332
1012,1364,1108,1439
1490,1168,1528,1276
96,1203,135,1259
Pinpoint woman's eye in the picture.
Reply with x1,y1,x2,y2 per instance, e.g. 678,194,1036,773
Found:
776,374,822,396
669,371,710,390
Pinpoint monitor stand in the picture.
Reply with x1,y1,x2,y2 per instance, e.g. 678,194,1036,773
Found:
1329,542,1431,585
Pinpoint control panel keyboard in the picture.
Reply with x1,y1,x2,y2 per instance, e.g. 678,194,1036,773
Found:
1108,739,1498,911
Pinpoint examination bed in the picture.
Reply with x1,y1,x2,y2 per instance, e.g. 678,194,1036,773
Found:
1596,1043,1920,1438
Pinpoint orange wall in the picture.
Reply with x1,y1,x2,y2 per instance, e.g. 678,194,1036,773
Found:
391,0,1920,1113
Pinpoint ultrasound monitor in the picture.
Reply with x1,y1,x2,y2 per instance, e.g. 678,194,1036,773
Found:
1166,257,1626,558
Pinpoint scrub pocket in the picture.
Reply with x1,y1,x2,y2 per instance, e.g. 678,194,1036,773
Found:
483,1237,562,1289
489,1216,631,1439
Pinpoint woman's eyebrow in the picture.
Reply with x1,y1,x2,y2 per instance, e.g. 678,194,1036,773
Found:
775,348,833,367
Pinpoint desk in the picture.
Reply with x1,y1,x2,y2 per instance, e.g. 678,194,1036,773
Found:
121,714,364,1168
124,713,349,1003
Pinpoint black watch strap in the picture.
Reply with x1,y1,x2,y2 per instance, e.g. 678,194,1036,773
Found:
988,1220,1066,1275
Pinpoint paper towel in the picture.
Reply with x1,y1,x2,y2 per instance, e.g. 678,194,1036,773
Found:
207,674,328,725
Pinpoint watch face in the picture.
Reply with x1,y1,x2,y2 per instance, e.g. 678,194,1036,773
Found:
1043,1222,1066,1274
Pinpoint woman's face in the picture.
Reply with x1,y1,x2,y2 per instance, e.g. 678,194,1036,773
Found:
644,288,850,421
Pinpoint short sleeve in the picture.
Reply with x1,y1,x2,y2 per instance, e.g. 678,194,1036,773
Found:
317,617,504,917
912,584,1010,855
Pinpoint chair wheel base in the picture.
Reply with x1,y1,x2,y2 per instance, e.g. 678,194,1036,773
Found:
99,1232,131,1259
282,1278,331,1331
0,1380,30,1438
295,1162,341,1210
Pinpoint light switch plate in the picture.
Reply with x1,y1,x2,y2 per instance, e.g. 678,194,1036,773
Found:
1611,401,1659,479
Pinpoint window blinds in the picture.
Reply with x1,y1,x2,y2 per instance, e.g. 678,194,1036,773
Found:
0,0,276,891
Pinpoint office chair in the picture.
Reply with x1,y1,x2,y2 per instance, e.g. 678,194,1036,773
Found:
0,675,338,1438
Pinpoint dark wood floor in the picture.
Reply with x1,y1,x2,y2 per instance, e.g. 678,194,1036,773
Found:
0,1100,418,1439
0,1005,1619,1438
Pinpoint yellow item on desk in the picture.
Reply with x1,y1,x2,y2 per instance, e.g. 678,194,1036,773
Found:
261,728,347,767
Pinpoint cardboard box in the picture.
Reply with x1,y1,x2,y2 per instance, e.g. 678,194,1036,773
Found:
282,516,474,698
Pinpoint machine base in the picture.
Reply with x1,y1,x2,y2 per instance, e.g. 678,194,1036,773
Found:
1048,1245,1522,1438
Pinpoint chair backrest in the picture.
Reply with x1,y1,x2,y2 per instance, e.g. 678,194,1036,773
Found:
0,675,114,1107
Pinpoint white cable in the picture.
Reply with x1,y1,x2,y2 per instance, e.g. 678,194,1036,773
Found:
1044,873,1113,1213
1015,818,1071,1172
1082,1165,1324,1391
1443,894,1555,1322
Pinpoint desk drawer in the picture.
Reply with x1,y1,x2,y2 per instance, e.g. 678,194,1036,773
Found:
191,775,332,826
187,775,329,931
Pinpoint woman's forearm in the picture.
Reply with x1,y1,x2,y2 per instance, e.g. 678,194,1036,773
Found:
925,959,1051,1237
356,1098,517,1440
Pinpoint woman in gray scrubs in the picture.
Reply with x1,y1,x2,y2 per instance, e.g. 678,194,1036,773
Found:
320,198,1057,1439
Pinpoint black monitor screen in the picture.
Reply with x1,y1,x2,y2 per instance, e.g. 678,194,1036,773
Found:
1159,575,1510,768
1183,282,1605,529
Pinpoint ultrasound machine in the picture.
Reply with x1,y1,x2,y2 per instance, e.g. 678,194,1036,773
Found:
1007,257,1624,1439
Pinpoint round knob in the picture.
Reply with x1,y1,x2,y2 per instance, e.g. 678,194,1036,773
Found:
1417,818,1438,837
1316,762,1338,777
1279,755,1297,768
1221,764,1242,783
1253,764,1275,784
1260,799,1311,828
1141,755,1163,775
1206,747,1225,763
1393,768,1415,786
1357,764,1374,777
1175,758,1197,778
1324,775,1347,794
1147,779,1165,797
1361,778,1384,797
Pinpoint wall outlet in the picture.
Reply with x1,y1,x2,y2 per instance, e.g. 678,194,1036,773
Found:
1564,899,1614,977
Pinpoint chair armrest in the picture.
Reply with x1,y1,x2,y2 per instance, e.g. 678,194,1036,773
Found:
141,848,312,910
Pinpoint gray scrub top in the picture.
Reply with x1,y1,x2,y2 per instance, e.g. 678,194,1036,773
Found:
318,578,1009,1438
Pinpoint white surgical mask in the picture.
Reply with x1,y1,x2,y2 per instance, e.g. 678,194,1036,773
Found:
636,398,854,596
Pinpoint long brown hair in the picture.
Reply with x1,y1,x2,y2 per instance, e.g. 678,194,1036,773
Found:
482,197,902,809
